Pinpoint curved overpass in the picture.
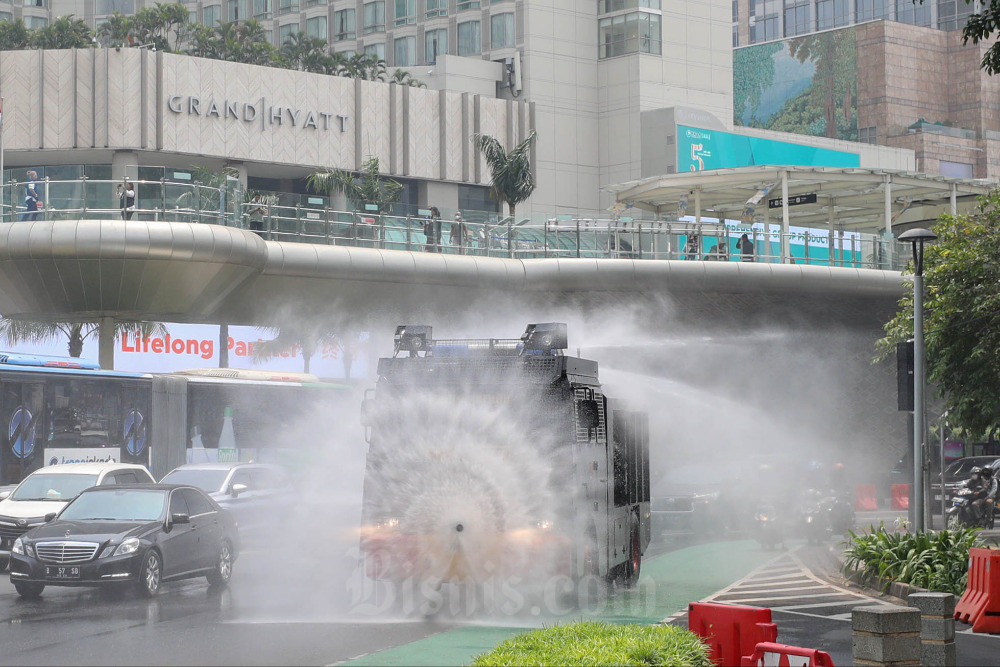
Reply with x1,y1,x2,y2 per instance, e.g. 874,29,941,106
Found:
0,220,905,332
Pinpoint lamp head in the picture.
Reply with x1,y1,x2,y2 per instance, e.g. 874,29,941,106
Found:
898,228,938,244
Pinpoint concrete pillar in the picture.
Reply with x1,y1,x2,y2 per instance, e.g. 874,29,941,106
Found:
111,151,140,183
219,324,229,369
852,605,921,666
98,316,115,370
225,161,248,188
780,170,790,262
908,592,957,666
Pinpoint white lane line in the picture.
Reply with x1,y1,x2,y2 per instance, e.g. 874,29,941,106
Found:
723,584,830,595
786,549,888,606
717,592,852,604
702,551,798,601
777,600,881,611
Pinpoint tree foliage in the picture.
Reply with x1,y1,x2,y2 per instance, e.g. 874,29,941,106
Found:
0,318,167,359
306,157,403,214
877,189,1000,437
475,130,538,218
956,0,1000,74
29,16,94,49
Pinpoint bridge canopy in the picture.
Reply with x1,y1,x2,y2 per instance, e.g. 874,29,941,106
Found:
606,166,995,233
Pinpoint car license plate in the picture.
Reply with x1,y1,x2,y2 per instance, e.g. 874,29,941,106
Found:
45,565,81,579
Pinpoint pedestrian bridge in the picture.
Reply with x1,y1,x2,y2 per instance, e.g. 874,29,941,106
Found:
0,219,905,334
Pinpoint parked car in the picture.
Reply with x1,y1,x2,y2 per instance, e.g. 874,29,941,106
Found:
0,462,155,571
931,456,1000,506
159,462,295,535
8,483,238,599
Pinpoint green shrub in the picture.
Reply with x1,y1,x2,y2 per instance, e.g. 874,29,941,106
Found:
470,621,712,667
842,523,987,595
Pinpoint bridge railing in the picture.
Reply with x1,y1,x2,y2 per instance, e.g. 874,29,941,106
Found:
0,178,909,270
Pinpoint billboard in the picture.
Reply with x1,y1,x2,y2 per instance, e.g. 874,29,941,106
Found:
677,125,860,172
1,323,369,380
733,27,858,141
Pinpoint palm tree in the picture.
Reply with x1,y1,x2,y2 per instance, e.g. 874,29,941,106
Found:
250,325,341,375
29,16,93,49
475,130,538,219
0,18,30,50
282,31,328,71
306,156,403,214
390,69,426,87
96,12,132,48
0,318,167,360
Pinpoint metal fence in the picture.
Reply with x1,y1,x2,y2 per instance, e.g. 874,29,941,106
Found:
0,177,909,270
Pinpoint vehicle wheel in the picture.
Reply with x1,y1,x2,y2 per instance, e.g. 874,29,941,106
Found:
623,521,641,588
136,550,162,598
14,581,44,599
207,540,233,588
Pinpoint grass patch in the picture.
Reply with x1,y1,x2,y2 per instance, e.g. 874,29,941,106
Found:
469,621,711,667
842,524,988,595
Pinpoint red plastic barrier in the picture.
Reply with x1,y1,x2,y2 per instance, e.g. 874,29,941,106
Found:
891,484,909,510
955,547,1000,633
689,602,778,666
853,484,877,511
740,642,835,666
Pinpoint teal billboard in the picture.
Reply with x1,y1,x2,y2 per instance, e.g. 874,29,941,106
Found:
677,125,860,172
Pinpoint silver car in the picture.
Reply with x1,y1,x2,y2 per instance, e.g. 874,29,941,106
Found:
159,463,295,536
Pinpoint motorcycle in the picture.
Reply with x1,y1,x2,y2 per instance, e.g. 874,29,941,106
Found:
823,493,855,535
947,486,996,529
754,502,784,550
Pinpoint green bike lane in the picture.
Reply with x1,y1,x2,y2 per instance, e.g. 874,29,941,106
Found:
340,539,775,666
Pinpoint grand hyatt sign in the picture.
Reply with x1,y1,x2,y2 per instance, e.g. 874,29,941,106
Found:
166,95,349,132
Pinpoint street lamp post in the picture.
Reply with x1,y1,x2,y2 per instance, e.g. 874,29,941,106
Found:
899,227,938,533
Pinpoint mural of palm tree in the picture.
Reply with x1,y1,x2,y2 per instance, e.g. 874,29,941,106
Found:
390,69,426,87
251,323,359,377
475,130,538,219
0,318,168,361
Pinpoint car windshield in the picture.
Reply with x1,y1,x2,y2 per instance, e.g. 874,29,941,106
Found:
11,473,99,501
946,458,997,479
59,489,167,522
160,469,229,493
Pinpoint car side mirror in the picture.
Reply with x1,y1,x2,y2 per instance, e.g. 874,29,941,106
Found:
44,512,57,522
231,483,248,498
170,512,190,525
0,490,9,500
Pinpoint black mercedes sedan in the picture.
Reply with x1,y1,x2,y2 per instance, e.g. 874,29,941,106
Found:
9,484,239,599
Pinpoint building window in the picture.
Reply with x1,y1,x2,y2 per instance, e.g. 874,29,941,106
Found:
0,11,11,20
858,126,877,144
784,0,810,36
937,0,974,30
394,0,415,26
599,0,661,11
425,27,447,63
306,0,326,6
226,0,240,22
394,35,415,65
307,16,327,39
896,0,931,26
23,0,46,7
491,13,515,48
278,0,298,14
458,20,481,55
364,1,386,34
855,0,890,21
364,42,386,59
457,0,480,10
279,22,298,45
599,11,661,58
24,15,47,27
96,0,134,14
816,0,850,30
750,0,779,42
253,0,271,19
335,8,356,40
425,0,446,19
203,5,221,26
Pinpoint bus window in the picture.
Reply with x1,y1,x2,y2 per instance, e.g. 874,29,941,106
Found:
1,381,44,485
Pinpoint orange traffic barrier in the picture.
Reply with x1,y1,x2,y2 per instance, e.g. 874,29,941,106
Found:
955,547,1000,633
853,484,877,511
740,641,835,666
689,602,778,666
891,483,909,510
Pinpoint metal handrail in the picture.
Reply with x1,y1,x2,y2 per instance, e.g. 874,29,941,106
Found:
0,178,910,270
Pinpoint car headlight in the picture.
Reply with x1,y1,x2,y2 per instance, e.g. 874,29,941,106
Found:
535,520,553,531
113,538,140,557
376,518,399,529
12,537,33,557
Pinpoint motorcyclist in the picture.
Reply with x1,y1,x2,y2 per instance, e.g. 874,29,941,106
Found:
971,466,999,525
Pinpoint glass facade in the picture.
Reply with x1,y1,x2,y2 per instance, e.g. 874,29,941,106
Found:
599,0,661,11
598,11,662,58
364,41,385,59
394,0,415,26
425,0,446,19
816,0,850,30
750,0,779,42
394,35,415,65
202,4,220,26
895,0,931,26
334,8,355,40
253,0,271,19
784,0,810,36
306,15,326,39
278,22,298,44
491,13,515,49
363,1,385,34
425,27,447,64
855,0,890,21
457,20,480,55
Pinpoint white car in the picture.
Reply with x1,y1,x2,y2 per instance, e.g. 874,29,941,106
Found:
0,462,155,570
159,462,295,535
